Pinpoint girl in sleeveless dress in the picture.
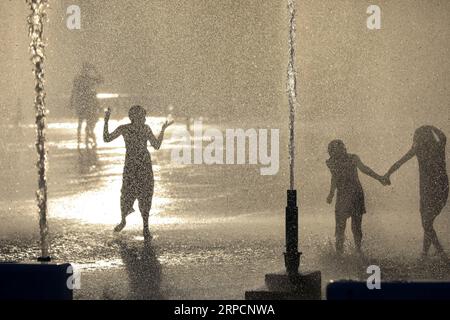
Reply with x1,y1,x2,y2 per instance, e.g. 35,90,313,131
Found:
103,106,173,239
386,126,449,261
326,140,388,255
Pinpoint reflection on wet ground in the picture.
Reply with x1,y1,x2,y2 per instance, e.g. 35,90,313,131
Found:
116,238,162,300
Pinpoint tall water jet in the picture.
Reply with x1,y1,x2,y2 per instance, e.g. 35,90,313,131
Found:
246,0,321,299
27,0,50,261
287,0,297,193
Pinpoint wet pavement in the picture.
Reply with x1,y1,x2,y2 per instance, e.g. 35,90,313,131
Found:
0,118,449,299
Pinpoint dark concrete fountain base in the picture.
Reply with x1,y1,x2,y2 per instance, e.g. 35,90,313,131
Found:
0,262,73,300
245,271,321,300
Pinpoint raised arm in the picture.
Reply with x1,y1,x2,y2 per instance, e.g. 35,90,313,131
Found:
103,108,123,143
386,146,416,177
147,120,174,150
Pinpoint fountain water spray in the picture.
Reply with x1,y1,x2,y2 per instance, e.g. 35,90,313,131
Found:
27,0,50,261
246,0,321,299
287,0,297,192
284,0,301,276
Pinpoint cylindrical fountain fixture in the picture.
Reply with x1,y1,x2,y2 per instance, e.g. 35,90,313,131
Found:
285,190,300,275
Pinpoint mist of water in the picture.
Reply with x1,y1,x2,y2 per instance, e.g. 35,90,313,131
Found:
27,0,50,259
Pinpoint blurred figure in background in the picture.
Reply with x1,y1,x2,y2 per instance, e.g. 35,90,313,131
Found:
386,126,449,262
70,62,103,150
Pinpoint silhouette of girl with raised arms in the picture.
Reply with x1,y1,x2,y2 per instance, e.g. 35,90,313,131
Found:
103,106,173,239
326,140,388,255
385,125,449,261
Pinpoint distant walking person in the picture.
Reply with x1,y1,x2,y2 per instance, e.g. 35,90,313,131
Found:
103,106,173,239
326,140,388,255
70,62,103,149
385,126,449,261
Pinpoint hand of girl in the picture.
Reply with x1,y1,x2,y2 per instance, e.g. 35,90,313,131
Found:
162,120,174,131
105,107,111,120
326,194,333,204
380,174,391,186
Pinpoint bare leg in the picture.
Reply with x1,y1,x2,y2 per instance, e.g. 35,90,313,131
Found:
115,193,134,232
351,214,363,253
421,213,445,259
335,215,346,255
86,121,97,149
139,197,152,240
85,125,92,150
91,126,97,148
422,231,432,258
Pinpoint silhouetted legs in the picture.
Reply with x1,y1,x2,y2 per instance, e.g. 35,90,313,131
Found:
85,124,97,149
77,115,97,150
114,193,135,232
335,214,363,255
139,199,152,240
85,125,91,148
351,214,363,253
115,191,153,240
86,114,98,149
421,211,447,261
335,216,346,255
